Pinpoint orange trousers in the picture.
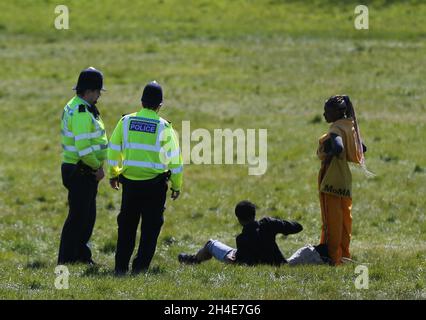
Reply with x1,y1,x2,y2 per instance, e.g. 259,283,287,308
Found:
319,192,352,265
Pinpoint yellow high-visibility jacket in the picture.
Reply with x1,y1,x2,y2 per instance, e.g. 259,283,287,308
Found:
61,96,108,169
108,108,183,191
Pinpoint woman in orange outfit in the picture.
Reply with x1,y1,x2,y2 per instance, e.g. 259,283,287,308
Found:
317,95,369,265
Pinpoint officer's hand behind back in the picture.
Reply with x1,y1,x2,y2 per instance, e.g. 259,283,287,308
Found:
94,167,105,181
171,189,180,201
110,177,120,190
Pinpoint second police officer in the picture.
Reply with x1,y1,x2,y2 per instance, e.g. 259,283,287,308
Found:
58,67,108,265
108,81,183,275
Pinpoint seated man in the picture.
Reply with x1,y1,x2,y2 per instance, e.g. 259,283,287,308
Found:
178,200,304,266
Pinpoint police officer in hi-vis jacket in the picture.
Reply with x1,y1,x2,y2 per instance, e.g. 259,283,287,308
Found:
108,81,183,275
58,67,108,265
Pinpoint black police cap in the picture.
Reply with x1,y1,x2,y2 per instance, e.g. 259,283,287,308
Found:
73,67,106,91
141,81,163,108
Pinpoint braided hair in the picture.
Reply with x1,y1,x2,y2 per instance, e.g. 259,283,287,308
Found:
324,95,349,117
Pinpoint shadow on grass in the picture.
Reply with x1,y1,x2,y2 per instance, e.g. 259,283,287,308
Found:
82,265,115,277
145,265,167,276
81,264,167,278
100,240,116,254
25,260,48,270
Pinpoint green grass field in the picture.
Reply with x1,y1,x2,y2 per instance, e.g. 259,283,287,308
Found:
0,0,425,299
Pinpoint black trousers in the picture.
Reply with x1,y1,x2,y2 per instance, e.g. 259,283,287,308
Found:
115,174,168,273
58,163,98,264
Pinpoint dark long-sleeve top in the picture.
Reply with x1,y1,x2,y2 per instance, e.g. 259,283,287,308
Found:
235,217,303,266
